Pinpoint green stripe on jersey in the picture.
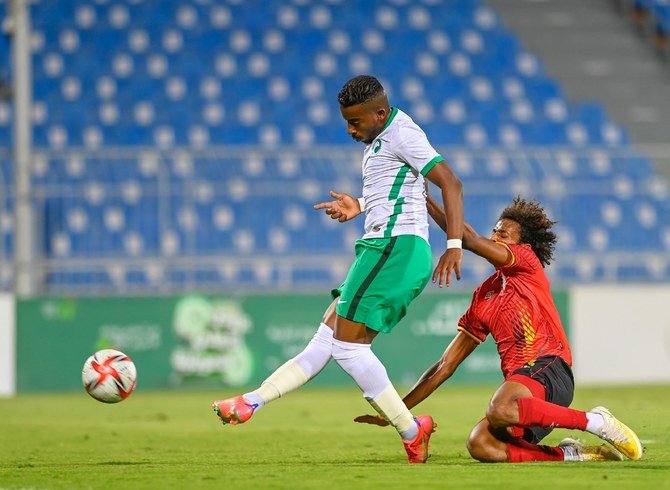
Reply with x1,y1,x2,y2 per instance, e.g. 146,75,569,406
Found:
385,163,411,237
384,197,406,238
420,155,445,176
388,164,410,201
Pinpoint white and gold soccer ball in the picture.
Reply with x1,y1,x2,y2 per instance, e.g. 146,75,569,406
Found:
81,349,137,403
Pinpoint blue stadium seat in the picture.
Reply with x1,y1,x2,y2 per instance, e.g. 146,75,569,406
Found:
0,0,665,291
22,0,633,147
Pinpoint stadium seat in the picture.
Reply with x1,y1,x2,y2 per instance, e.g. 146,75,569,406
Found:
0,0,667,292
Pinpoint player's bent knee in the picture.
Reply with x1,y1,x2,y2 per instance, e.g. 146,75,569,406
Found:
466,436,486,461
486,401,515,427
466,433,505,463
467,422,508,463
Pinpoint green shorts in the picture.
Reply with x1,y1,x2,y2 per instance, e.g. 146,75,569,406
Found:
331,235,432,333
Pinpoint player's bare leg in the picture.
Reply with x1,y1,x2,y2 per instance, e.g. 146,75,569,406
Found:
466,418,511,462
466,417,622,462
485,379,540,427
332,315,436,464
468,382,565,462
481,380,641,461
212,299,337,425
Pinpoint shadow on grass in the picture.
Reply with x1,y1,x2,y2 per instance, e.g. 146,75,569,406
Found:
9,461,171,469
86,461,171,466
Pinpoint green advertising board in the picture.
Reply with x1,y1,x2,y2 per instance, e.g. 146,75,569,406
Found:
16,291,569,392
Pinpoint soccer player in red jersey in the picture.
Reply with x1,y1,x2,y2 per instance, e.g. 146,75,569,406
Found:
356,195,643,462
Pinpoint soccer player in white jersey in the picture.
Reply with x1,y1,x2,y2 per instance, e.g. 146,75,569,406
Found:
212,75,465,463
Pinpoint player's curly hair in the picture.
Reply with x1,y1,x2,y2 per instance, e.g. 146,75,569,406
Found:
500,196,557,267
337,75,385,107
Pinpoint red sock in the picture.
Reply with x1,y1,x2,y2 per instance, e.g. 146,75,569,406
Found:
516,397,587,430
506,438,564,463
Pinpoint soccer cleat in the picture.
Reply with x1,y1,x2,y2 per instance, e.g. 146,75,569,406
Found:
589,406,643,460
212,396,257,426
559,437,624,462
403,415,437,464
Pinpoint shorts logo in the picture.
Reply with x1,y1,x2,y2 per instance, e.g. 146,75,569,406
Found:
373,139,382,153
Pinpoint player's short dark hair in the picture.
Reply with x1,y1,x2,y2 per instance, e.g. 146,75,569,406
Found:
500,196,557,267
337,75,385,107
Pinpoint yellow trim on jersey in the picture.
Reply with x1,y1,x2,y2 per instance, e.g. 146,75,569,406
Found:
457,326,483,344
495,241,516,268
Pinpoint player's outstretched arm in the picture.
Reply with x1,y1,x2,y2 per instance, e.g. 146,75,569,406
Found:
354,332,478,426
426,191,511,269
462,223,512,269
401,331,478,409
424,163,463,288
313,190,361,222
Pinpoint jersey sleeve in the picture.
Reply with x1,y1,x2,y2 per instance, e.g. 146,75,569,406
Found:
456,289,489,344
393,126,444,176
500,243,541,275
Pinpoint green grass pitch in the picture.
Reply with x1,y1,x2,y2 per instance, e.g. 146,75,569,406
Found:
1,385,668,489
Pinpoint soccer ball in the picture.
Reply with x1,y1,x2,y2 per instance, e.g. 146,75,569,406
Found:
81,349,137,403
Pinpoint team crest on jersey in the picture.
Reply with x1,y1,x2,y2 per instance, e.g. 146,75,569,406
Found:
373,139,382,153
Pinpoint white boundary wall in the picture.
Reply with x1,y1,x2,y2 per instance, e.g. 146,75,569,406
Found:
0,294,15,396
572,285,670,384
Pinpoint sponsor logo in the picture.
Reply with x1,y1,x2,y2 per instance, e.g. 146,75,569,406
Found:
171,296,254,387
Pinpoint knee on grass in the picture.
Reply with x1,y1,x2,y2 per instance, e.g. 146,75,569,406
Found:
466,432,507,463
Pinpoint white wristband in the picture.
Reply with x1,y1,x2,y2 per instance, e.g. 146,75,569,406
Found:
447,239,462,250
357,197,366,212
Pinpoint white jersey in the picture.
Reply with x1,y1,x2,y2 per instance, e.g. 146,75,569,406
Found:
360,107,443,243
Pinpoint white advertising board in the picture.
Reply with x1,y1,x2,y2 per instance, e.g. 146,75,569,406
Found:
572,286,670,384
0,294,15,396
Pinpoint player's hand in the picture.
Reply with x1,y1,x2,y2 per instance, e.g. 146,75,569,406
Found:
313,191,361,222
432,247,462,288
353,414,390,427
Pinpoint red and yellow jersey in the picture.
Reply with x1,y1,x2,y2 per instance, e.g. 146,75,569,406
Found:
457,243,572,378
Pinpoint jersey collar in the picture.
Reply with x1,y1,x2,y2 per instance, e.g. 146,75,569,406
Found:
381,107,398,132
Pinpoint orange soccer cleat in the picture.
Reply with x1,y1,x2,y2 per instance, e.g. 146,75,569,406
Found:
212,396,257,426
403,415,437,464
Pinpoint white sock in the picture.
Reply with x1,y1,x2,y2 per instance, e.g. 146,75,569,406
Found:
243,324,333,410
585,412,605,434
294,323,334,377
369,385,419,441
242,391,265,408
561,445,580,462
331,338,418,441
